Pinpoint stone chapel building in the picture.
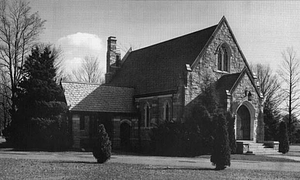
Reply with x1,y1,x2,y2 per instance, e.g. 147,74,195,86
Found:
62,16,264,151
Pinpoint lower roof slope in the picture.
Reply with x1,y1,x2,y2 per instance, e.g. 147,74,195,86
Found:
107,25,218,95
62,82,135,113
216,73,241,106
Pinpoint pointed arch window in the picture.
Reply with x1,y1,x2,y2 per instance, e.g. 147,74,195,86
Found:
217,44,230,72
144,103,150,127
164,101,171,121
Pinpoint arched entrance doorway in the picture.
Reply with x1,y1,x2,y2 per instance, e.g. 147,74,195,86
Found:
120,121,131,151
237,105,251,140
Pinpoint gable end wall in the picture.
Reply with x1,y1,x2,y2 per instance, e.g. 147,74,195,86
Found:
185,22,245,105
231,74,264,142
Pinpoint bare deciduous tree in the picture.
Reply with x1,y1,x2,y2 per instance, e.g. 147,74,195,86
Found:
71,56,104,84
0,0,45,117
253,64,282,109
278,47,300,136
252,64,282,140
0,66,10,132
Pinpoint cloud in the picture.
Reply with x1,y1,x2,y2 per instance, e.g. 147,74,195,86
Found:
57,32,106,74
58,32,102,52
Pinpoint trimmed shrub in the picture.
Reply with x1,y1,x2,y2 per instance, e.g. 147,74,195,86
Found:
210,111,231,170
150,104,217,157
93,124,111,163
150,120,212,157
278,121,289,154
226,112,236,154
183,105,214,155
150,122,184,156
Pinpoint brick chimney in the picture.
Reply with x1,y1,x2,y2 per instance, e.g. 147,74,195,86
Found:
105,36,121,84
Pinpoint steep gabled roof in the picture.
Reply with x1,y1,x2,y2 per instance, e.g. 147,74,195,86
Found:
107,24,218,95
216,73,241,106
230,67,261,97
62,82,135,113
216,67,261,104
216,73,241,93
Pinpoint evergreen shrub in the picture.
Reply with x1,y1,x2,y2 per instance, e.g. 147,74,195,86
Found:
210,111,231,170
278,121,289,154
93,124,111,163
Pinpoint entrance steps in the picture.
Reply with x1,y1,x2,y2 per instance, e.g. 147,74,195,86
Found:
236,140,281,155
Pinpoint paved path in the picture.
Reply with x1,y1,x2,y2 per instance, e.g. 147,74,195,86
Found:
0,149,299,172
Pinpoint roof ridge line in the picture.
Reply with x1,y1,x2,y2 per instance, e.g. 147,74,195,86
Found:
102,84,135,90
62,81,102,85
131,24,218,52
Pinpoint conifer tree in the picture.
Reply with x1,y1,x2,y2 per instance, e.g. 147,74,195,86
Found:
18,46,64,111
93,124,112,163
10,45,69,150
278,121,289,154
211,111,231,170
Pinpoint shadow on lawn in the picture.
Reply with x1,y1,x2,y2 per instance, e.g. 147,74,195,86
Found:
145,167,216,171
47,160,100,164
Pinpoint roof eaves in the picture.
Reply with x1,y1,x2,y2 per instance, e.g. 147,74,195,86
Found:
134,89,177,98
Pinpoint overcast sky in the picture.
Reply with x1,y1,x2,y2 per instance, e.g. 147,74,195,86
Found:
28,0,300,74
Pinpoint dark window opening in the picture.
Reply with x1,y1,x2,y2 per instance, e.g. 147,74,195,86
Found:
145,105,150,127
217,44,230,72
165,103,170,121
80,115,85,130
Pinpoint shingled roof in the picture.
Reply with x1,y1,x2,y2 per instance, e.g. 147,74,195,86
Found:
216,73,241,93
62,82,135,113
216,73,241,107
107,24,218,95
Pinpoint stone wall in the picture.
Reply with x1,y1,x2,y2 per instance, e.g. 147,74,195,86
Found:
112,118,121,149
231,74,259,110
136,95,177,127
71,113,91,149
71,112,137,150
72,114,80,149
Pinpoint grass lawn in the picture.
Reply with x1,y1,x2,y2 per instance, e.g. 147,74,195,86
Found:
1,138,300,179
0,158,300,180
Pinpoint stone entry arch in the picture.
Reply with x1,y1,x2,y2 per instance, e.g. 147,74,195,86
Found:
120,120,131,151
237,105,250,139
236,101,255,140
